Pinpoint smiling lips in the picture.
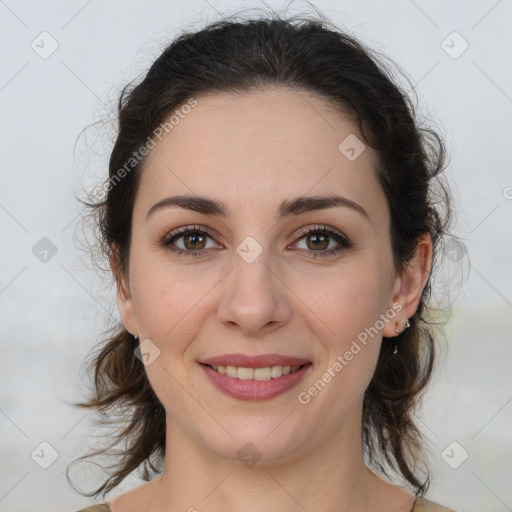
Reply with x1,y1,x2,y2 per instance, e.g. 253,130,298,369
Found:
199,353,312,400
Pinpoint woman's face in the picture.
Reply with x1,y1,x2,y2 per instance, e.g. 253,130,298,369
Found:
117,88,409,463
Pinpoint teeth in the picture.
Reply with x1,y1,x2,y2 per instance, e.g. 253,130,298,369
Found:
270,365,283,378
237,367,254,380
209,364,302,380
226,365,238,378
254,367,271,380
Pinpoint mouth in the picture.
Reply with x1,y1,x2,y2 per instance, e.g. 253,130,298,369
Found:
201,363,308,381
199,359,313,401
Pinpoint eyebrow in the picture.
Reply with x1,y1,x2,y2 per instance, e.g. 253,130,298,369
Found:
146,194,370,222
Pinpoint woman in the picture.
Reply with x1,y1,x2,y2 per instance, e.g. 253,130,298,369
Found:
70,9,458,512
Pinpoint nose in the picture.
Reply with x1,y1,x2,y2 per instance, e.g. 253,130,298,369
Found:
216,248,292,338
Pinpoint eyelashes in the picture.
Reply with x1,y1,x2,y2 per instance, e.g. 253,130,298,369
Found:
160,224,353,259
161,225,219,258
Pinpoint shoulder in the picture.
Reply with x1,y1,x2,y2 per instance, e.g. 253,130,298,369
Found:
72,505,111,512
413,496,458,512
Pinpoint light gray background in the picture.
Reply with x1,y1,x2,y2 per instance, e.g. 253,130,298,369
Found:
1,0,511,511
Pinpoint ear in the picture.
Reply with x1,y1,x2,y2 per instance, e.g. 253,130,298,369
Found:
382,232,433,338
110,244,139,337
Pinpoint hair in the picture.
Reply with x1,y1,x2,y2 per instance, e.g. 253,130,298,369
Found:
69,6,457,500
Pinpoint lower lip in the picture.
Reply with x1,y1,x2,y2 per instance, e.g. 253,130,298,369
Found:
200,363,312,401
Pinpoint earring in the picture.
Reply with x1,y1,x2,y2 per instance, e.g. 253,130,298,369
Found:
134,333,139,340
393,319,410,354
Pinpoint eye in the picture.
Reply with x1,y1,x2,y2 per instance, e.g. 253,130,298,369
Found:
161,224,352,259
292,225,352,259
161,225,220,258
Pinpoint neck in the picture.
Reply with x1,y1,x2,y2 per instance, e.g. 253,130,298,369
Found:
145,413,388,512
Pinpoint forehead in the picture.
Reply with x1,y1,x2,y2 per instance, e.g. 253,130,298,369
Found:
137,88,387,227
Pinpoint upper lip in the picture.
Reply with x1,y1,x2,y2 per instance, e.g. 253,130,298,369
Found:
199,353,311,368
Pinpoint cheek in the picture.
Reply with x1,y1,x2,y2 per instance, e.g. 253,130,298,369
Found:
130,256,214,346
308,266,385,337
305,266,385,383
301,276,384,416
131,265,207,407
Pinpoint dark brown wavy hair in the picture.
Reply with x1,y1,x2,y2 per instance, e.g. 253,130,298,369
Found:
68,6,457,500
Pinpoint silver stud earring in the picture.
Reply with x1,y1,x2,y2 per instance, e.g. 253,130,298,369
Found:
395,319,410,334
393,319,410,354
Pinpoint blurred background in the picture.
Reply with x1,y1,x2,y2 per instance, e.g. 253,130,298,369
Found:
1,0,511,511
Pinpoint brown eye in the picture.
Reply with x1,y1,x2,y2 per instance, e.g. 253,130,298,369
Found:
182,232,207,250
305,232,329,251
162,225,219,258
161,224,352,259
293,225,352,259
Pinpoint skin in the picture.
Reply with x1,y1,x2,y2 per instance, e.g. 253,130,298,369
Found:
111,87,432,512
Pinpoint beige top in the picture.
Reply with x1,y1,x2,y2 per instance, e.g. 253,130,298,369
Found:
413,497,458,511
74,496,457,511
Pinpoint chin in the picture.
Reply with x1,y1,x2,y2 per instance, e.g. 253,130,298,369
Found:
198,415,308,466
